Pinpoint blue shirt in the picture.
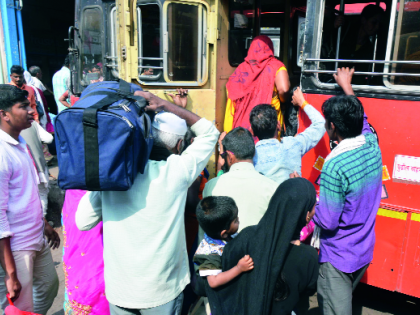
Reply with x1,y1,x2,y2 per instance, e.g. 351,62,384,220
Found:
253,104,326,184
52,66,70,113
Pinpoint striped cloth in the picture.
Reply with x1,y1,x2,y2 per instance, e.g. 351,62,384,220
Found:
313,122,382,273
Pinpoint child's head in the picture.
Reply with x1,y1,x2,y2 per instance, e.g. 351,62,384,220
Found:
196,196,239,240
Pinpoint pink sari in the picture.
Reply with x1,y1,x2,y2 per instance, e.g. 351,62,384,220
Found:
62,190,109,314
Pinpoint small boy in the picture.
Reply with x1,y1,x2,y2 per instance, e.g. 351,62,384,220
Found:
194,196,254,288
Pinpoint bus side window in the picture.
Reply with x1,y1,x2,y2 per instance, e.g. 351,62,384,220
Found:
138,4,163,82
319,2,387,85
387,2,420,87
80,7,103,86
228,0,282,67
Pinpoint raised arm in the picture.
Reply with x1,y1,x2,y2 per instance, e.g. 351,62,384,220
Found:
135,91,200,126
275,69,290,103
207,255,254,288
291,87,326,155
334,67,371,134
136,91,220,185
76,191,103,231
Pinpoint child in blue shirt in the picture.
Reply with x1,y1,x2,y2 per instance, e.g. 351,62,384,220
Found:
194,196,254,288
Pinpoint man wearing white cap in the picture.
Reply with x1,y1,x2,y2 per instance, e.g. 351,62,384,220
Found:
76,92,219,315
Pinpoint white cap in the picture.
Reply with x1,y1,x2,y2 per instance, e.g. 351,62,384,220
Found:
152,112,188,136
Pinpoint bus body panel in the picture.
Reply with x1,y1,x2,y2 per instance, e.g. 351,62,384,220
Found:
301,93,420,298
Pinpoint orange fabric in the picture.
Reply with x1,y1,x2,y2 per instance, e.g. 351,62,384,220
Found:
224,66,287,139
226,36,285,133
9,82,39,122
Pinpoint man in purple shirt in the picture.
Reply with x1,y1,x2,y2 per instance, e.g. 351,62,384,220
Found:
313,68,382,315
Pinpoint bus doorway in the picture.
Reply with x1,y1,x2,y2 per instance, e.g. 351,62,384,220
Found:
21,0,75,112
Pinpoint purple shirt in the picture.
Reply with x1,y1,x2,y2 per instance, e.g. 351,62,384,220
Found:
313,115,383,273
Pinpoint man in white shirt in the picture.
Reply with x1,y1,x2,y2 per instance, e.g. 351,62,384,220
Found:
28,66,52,94
204,127,278,231
0,85,59,314
52,56,70,113
76,91,219,315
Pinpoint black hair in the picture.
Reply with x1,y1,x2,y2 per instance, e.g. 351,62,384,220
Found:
28,66,41,77
10,65,24,75
0,85,28,111
196,196,238,240
250,104,277,140
322,95,364,139
222,127,255,160
64,55,70,67
182,128,195,153
361,4,385,19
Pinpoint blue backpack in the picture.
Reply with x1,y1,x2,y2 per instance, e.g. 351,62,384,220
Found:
55,79,153,191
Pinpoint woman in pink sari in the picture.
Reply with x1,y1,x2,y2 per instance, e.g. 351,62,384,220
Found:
62,190,110,314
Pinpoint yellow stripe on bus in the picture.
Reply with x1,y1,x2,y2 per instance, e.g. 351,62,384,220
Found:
377,208,407,220
411,213,420,222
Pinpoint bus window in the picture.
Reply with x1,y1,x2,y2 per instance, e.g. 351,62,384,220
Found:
228,0,282,67
385,1,420,87
80,7,103,86
165,2,207,83
138,4,162,82
319,2,387,85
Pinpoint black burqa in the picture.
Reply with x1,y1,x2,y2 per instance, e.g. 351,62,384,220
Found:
205,178,317,315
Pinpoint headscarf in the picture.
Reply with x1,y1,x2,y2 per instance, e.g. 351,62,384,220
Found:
205,178,316,315
226,35,284,132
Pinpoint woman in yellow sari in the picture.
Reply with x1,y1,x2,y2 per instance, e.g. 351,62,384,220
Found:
224,35,290,138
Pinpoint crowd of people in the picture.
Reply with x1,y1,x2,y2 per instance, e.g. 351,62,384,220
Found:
0,31,382,315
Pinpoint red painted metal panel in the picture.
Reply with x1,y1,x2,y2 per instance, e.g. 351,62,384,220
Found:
361,214,407,292
399,215,420,298
301,93,420,212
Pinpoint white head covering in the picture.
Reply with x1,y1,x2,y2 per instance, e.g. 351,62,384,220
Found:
152,112,187,136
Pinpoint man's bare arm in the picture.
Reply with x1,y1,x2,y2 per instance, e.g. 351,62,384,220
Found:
333,67,355,96
135,91,200,126
0,238,21,301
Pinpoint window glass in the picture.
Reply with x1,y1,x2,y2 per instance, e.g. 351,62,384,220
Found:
166,3,200,82
138,4,163,81
319,2,387,85
387,0,420,86
81,7,104,86
228,0,282,67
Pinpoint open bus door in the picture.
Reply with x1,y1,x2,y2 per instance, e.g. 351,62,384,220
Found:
299,0,420,298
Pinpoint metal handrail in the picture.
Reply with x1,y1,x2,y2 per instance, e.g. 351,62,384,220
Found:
304,58,420,65
138,65,163,69
302,69,420,77
139,57,163,60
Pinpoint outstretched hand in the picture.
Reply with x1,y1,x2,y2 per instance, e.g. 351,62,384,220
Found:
333,67,355,95
168,88,188,108
134,91,165,112
237,255,254,272
291,87,306,107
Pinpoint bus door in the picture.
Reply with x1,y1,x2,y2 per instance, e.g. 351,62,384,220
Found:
69,0,114,96
300,0,420,298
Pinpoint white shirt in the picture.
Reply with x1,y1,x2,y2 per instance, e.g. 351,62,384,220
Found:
203,162,278,231
0,129,44,251
76,118,219,308
31,76,47,92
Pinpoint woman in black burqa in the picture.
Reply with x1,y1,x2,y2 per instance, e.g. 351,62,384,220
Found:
205,178,319,315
